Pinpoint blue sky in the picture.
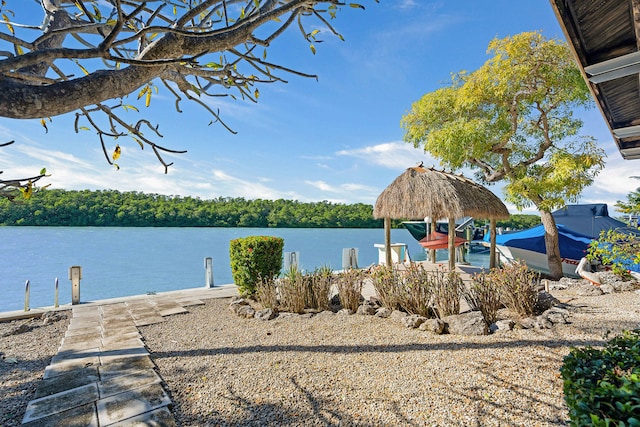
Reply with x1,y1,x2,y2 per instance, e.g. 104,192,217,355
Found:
1,0,638,216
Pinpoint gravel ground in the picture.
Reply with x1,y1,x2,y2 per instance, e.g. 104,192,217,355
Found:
140,290,640,427
0,311,70,427
1,288,638,427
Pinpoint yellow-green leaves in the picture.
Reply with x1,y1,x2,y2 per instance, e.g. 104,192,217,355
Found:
40,118,51,133
20,180,32,199
2,12,13,34
112,144,121,161
310,44,316,55
137,84,157,107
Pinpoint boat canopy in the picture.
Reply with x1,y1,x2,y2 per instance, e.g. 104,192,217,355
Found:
551,204,636,238
484,224,593,261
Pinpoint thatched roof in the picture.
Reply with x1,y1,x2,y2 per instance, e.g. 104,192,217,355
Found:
373,166,510,220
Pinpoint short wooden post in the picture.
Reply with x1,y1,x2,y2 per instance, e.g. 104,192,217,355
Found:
24,280,30,312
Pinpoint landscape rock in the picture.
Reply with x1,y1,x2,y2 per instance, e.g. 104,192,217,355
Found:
337,308,354,316
255,308,277,321
612,281,639,292
390,310,408,323
489,319,514,334
1,322,32,337
539,307,569,326
235,305,256,319
375,307,392,318
401,314,427,329
356,303,377,316
418,318,445,334
599,284,615,294
576,284,604,296
535,291,560,313
444,311,488,336
368,296,382,308
41,311,67,325
516,317,537,329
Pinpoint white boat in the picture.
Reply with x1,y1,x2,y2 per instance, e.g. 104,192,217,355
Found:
488,204,640,278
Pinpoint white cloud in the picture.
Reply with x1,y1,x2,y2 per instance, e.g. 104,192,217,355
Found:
336,141,439,169
211,169,301,200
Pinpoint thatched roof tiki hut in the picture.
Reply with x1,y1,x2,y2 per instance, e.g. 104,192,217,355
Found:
373,165,510,271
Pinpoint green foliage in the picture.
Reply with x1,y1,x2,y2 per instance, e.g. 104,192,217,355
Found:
561,330,640,426
229,236,284,297
495,214,541,230
0,189,383,228
401,31,604,213
486,260,539,317
615,183,640,220
587,230,640,278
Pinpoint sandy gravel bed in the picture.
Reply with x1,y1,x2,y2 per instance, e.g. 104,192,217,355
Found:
0,312,70,427
140,290,640,427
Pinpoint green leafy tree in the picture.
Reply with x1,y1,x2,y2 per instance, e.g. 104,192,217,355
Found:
401,31,605,279
615,177,640,226
0,0,374,185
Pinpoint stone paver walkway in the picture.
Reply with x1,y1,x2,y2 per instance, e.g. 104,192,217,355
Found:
16,285,238,426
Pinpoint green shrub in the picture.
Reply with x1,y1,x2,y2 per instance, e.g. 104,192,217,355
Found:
229,236,284,296
587,229,640,278
561,330,640,426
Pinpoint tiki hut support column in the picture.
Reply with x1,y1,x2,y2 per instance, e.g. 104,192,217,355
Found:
430,218,437,263
489,218,498,269
448,217,456,271
384,217,392,266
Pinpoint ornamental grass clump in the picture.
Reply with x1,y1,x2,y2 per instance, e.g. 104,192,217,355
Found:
431,269,463,318
464,272,502,326
304,266,333,311
278,266,307,314
255,276,278,309
369,265,404,310
399,263,434,317
489,260,539,317
336,268,365,312
561,330,640,426
229,236,284,297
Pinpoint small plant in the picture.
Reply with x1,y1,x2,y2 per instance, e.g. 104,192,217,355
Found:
369,265,404,310
587,229,640,278
278,271,306,314
431,269,463,318
561,329,640,426
336,268,365,312
400,263,434,317
489,261,539,317
305,266,333,311
229,236,284,297
464,273,502,325
255,276,278,309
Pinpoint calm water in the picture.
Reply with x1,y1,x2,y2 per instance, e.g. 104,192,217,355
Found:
0,227,490,312
0,227,415,312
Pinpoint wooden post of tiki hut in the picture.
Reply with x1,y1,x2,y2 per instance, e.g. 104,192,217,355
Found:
373,165,509,271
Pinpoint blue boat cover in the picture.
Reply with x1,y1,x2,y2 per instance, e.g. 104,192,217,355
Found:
486,224,593,261
484,204,640,269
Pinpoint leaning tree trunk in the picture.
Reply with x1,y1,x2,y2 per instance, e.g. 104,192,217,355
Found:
540,209,563,280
